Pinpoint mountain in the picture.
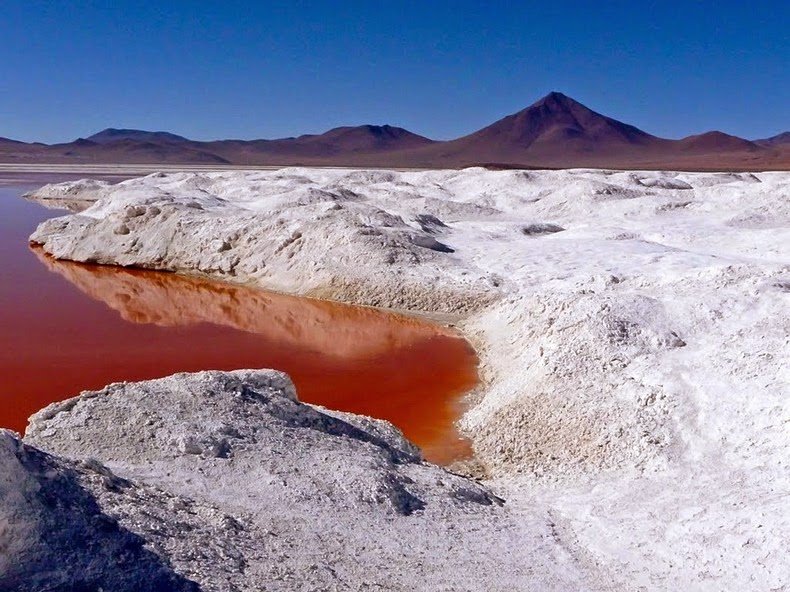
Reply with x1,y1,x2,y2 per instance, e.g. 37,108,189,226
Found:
755,131,790,147
676,131,762,153
0,124,434,167
1,94,788,170
0,137,48,162
203,125,436,165
405,91,669,167
86,128,191,144
1,136,230,165
290,124,435,153
0,136,30,145
48,138,231,164
403,92,788,170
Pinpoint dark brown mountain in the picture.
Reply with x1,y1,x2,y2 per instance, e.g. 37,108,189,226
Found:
289,124,436,153
676,131,762,153
755,132,790,147
399,91,672,167
0,137,49,162
0,136,230,165
86,128,190,144
42,137,230,164
1,93,788,170
202,125,436,165
0,125,434,166
0,136,31,145
397,93,788,170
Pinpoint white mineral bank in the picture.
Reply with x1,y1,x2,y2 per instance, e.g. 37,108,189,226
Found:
23,168,790,590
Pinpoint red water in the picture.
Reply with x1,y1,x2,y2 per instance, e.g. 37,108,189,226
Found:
0,179,477,464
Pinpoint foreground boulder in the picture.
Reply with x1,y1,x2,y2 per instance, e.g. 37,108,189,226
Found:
0,430,198,592
12,370,586,591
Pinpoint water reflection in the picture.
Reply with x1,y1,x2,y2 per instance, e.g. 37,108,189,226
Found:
26,248,477,463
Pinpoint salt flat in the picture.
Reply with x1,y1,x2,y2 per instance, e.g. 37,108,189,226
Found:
17,167,790,589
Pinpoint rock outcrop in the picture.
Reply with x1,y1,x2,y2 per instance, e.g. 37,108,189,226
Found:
0,430,198,592
7,370,584,591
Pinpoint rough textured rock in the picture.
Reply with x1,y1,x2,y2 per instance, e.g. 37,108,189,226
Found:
0,430,198,592
28,172,497,314
461,292,686,476
18,370,587,591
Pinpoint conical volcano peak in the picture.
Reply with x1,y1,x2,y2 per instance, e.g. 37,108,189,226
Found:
529,91,583,111
536,91,571,101
481,92,653,142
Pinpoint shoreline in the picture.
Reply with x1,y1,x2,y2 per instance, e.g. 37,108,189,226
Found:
27,243,480,465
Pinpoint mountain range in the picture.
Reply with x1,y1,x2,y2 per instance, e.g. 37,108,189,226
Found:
2,92,788,170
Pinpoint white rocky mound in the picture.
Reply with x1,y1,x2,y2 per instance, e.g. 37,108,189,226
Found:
23,168,790,589
6,370,579,591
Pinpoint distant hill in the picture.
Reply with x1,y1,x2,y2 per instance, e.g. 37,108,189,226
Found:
203,124,436,165
86,128,191,144
1,94,788,170
0,136,30,145
289,124,436,153
676,131,762,153
13,136,230,165
755,131,790,147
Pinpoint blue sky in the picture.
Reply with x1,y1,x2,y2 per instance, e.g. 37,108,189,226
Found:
1,0,787,143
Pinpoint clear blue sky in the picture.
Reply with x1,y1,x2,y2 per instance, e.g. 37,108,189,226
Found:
1,0,787,143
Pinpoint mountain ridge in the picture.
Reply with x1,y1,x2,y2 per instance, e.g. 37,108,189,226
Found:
87,128,191,144
755,131,790,147
2,93,788,170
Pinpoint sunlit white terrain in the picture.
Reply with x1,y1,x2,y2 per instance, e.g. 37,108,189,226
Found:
11,167,790,589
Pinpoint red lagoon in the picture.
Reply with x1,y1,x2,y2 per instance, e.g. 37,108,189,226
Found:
0,180,477,464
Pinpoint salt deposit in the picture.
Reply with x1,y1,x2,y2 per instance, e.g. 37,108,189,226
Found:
23,167,790,588
13,370,583,591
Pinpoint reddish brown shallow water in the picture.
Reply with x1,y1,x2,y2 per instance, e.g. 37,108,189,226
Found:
0,179,478,464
